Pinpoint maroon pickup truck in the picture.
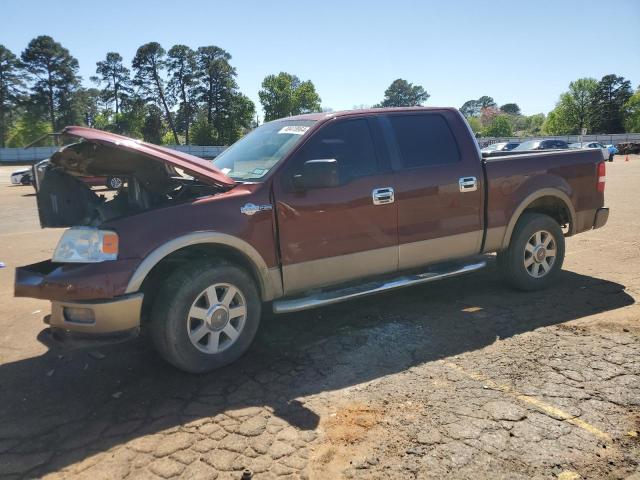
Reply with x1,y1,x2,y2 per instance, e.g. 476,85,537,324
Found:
15,107,609,373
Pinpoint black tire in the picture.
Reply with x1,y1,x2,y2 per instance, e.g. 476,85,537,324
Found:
150,260,261,373
106,176,124,190
497,213,565,291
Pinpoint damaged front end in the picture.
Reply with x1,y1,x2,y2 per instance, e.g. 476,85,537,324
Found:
36,127,235,228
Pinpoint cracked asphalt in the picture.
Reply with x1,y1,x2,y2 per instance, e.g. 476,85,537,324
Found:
0,158,639,479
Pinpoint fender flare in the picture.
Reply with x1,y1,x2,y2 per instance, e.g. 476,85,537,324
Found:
124,231,282,301
500,188,576,250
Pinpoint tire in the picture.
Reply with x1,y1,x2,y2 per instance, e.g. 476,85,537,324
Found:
107,176,124,190
497,213,565,291
150,260,262,373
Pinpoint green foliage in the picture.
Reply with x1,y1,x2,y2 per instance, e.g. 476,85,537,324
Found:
466,116,482,135
5,111,52,147
132,42,179,143
590,74,633,133
0,45,26,147
167,45,197,144
460,96,496,117
20,35,81,131
500,103,521,115
93,52,132,120
376,79,429,107
259,72,321,121
195,46,254,143
483,115,513,137
624,91,640,132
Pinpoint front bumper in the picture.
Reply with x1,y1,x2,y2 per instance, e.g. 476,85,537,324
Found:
10,175,24,185
46,293,143,334
593,207,609,229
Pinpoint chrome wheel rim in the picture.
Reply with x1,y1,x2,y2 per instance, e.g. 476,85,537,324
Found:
524,230,556,278
186,283,247,354
109,177,123,189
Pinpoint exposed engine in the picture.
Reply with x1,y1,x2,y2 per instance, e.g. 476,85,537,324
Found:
36,141,223,228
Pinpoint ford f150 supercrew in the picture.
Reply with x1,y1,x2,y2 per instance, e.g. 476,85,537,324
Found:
15,107,609,373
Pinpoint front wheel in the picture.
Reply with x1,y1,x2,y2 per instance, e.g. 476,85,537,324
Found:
150,260,261,373
497,213,565,291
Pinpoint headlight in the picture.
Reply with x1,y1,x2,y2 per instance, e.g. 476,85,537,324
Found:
52,227,119,263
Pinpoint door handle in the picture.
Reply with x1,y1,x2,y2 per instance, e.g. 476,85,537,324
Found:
459,177,478,192
372,187,395,205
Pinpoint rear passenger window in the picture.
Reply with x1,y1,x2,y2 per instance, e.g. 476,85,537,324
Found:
295,119,378,179
389,114,460,168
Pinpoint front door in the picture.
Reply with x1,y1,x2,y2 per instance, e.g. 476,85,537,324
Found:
382,111,484,269
274,117,398,295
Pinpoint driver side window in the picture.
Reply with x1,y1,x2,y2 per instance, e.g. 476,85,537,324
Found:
294,118,379,181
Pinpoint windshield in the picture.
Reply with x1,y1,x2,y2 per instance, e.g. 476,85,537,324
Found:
213,120,316,181
513,140,541,151
569,142,583,148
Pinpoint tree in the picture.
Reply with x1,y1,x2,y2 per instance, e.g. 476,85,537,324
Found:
0,45,26,147
20,35,81,132
500,103,521,116
259,72,321,121
195,46,253,143
93,52,132,119
132,42,179,143
460,96,496,117
466,116,482,136
483,115,513,137
72,87,101,127
5,111,52,147
541,109,571,135
142,105,164,144
590,74,632,133
376,79,429,107
167,45,197,144
480,106,500,127
623,90,640,133
543,78,598,135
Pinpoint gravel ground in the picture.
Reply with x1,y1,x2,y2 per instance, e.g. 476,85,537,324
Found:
0,157,638,480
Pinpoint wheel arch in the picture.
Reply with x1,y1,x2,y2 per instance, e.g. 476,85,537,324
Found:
501,188,576,250
125,232,282,306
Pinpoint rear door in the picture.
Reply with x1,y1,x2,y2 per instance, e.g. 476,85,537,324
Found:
274,117,398,295
382,111,484,270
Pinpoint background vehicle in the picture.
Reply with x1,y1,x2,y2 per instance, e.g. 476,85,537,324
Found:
32,158,125,192
480,141,520,155
569,141,610,161
10,168,32,185
15,111,608,373
511,139,569,152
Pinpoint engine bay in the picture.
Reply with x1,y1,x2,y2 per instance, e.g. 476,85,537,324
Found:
36,141,225,228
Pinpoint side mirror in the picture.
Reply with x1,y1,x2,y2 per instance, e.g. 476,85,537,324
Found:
292,159,339,190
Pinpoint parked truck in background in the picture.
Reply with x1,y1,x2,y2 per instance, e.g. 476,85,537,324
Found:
15,107,609,373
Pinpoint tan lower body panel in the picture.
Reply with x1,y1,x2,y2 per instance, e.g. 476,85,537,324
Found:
484,226,508,253
282,246,398,295
50,294,143,334
398,231,483,270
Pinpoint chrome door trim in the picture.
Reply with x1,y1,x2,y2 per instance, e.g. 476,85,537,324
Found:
372,187,395,205
458,177,478,192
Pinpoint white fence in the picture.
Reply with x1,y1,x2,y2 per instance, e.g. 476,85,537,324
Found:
479,133,640,147
0,144,227,164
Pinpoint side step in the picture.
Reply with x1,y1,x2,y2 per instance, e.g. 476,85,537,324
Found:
272,259,487,314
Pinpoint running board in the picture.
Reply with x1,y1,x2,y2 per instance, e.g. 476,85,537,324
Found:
272,260,487,314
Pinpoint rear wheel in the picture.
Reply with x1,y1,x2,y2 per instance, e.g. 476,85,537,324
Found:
150,260,261,373
497,213,565,291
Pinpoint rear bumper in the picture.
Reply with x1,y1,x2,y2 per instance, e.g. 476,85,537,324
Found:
46,293,143,334
593,207,609,230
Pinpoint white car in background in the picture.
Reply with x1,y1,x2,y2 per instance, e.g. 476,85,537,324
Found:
10,167,33,185
569,142,612,162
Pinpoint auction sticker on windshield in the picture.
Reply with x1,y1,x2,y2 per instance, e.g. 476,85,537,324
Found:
278,125,309,135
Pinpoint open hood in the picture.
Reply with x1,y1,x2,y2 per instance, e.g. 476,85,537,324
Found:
60,126,235,187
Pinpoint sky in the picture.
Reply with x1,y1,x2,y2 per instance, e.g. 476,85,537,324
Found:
2,0,639,118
